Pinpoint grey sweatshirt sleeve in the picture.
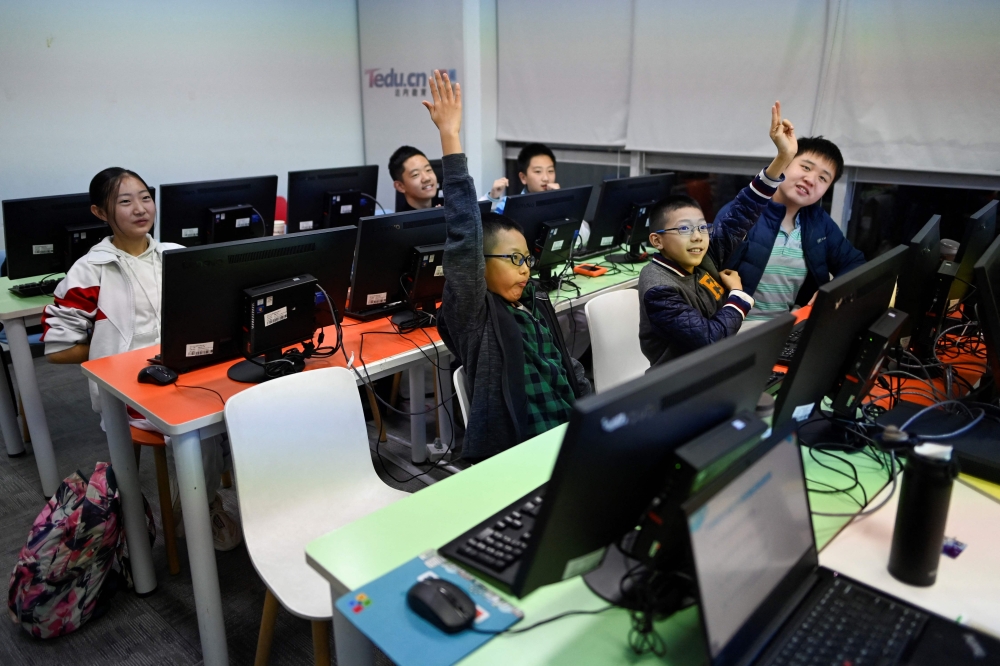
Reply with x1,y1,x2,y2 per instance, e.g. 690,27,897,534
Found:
440,153,488,333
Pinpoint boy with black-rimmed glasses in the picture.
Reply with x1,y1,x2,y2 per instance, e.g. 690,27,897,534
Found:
420,70,591,462
638,103,799,368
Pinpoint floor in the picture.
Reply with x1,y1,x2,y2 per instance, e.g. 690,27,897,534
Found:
1,358,459,665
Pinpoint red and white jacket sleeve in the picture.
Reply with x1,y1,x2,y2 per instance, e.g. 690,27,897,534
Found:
40,261,102,355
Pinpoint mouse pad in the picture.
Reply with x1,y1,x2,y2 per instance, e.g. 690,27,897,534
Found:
335,550,523,666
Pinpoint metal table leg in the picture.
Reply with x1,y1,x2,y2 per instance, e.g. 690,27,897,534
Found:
435,355,454,449
173,428,229,666
99,388,157,594
0,346,25,456
409,367,427,463
5,317,58,494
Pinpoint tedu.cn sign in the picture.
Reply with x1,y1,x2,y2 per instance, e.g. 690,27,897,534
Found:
364,68,458,98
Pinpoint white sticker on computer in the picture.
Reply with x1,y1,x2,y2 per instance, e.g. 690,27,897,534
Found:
185,342,214,357
434,265,444,277
32,244,54,255
182,228,199,238
367,292,387,306
235,217,250,228
551,240,565,251
300,220,314,231
791,403,815,422
266,296,273,306
600,236,614,247
340,204,353,214
561,546,606,581
264,306,287,327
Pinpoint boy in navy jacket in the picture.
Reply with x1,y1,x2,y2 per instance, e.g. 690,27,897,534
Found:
638,103,798,367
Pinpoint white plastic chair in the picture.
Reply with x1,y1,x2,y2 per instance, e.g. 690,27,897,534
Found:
585,289,649,393
224,367,409,665
453,366,471,427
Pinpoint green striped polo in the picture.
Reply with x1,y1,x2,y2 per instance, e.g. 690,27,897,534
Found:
746,216,808,321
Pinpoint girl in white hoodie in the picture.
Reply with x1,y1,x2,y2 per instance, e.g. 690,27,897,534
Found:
42,167,241,551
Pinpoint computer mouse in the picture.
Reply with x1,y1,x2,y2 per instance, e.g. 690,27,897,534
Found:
137,365,178,386
406,578,476,634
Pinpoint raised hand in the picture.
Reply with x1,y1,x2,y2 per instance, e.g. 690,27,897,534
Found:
490,177,508,199
422,70,462,155
769,101,797,160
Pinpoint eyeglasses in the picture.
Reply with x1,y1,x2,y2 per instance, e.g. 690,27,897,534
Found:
484,252,537,268
653,223,712,236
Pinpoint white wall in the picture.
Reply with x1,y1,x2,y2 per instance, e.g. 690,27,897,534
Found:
0,0,365,248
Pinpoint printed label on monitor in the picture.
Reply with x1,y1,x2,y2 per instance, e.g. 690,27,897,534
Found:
264,306,287,327
561,546,606,581
266,296,273,306
32,244,54,255
367,292,387,306
551,240,565,252
300,220,314,231
185,342,214,357
235,217,250,228
340,205,353,214
434,265,444,277
182,228,199,238
791,403,815,422
600,236,614,247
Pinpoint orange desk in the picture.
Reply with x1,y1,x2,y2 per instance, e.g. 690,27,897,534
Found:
81,317,448,666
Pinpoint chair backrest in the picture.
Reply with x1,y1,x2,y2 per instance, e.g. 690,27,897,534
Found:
584,289,648,393
453,366,470,427
274,195,287,222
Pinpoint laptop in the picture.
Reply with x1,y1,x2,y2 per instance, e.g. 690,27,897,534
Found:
683,426,1000,666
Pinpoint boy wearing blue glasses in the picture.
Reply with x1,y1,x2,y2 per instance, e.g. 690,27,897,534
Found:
421,70,591,462
638,103,799,367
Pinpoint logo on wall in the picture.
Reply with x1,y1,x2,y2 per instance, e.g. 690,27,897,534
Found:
364,68,458,98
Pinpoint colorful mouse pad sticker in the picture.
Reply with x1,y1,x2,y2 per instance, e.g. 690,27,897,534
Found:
335,550,523,666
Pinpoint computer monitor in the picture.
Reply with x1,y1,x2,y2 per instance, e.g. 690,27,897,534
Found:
500,185,593,291
773,245,909,429
442,314,794,599
159,226,356,374
2,192,143,279
974,234,1000,394
583,173,675,262
158,175,278,246
893,215,941,343
346,202,491,322
286,165,379,233
949,199,998,302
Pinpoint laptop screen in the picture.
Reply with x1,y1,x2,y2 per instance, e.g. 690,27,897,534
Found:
687,433,813,659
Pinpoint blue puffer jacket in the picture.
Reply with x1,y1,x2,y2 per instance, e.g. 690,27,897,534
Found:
721,200,865,305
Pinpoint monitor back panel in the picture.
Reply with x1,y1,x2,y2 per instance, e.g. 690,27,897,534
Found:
159,176,278,247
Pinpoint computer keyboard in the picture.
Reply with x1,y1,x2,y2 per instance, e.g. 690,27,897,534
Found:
9,279,61,298
778,325,805,363
762,577,927,666
439,486,547,588
767,370,786,388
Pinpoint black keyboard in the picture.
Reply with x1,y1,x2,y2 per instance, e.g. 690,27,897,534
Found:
9,279,60,298
439,486,547,590
767,370,787,387
761,577,927,666
778,325,806,363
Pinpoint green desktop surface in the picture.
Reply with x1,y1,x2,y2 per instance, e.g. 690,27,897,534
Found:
307,423,890,665
0,275,64,320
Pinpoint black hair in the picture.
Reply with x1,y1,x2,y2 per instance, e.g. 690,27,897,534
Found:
389,145,427,182
89,167,151,231
482,212,525,253
795,136,844,183
516,143,556,176
649,194,702,231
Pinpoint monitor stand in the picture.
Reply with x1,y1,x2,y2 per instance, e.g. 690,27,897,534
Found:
605,242,648,265
228,349,283,384
583,543,696,613
795,408,867,452
533,267,562,293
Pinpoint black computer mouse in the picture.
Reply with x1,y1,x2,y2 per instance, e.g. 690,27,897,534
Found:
137,365,178,386
406,578,476,634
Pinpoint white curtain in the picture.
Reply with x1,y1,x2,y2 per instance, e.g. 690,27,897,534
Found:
496,0,633,146
812,0,1000,175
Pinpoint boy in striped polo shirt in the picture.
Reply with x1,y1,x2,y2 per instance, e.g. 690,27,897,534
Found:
637,103,798,367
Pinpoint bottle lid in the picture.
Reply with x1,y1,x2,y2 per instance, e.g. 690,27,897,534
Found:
913,443,953,461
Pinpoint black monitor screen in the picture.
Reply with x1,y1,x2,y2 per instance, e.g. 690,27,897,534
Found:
159,226,355,373
974,234,1000,388
894,215,941,341
774,245,908,427
159,175,278,247
950,200,997,302
286,165,379,234
585,173,675,255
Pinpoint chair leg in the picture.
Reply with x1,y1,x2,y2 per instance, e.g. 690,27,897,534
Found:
365,385,387,443
153,447,181,575
220,470,232,488
311,620,331,666
389,371,402,408
254,589,281,666
17,391,30,443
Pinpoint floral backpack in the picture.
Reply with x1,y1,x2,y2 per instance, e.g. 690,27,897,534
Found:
7,462,154,638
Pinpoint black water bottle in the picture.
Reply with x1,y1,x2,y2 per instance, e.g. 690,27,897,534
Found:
888,443,960,586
